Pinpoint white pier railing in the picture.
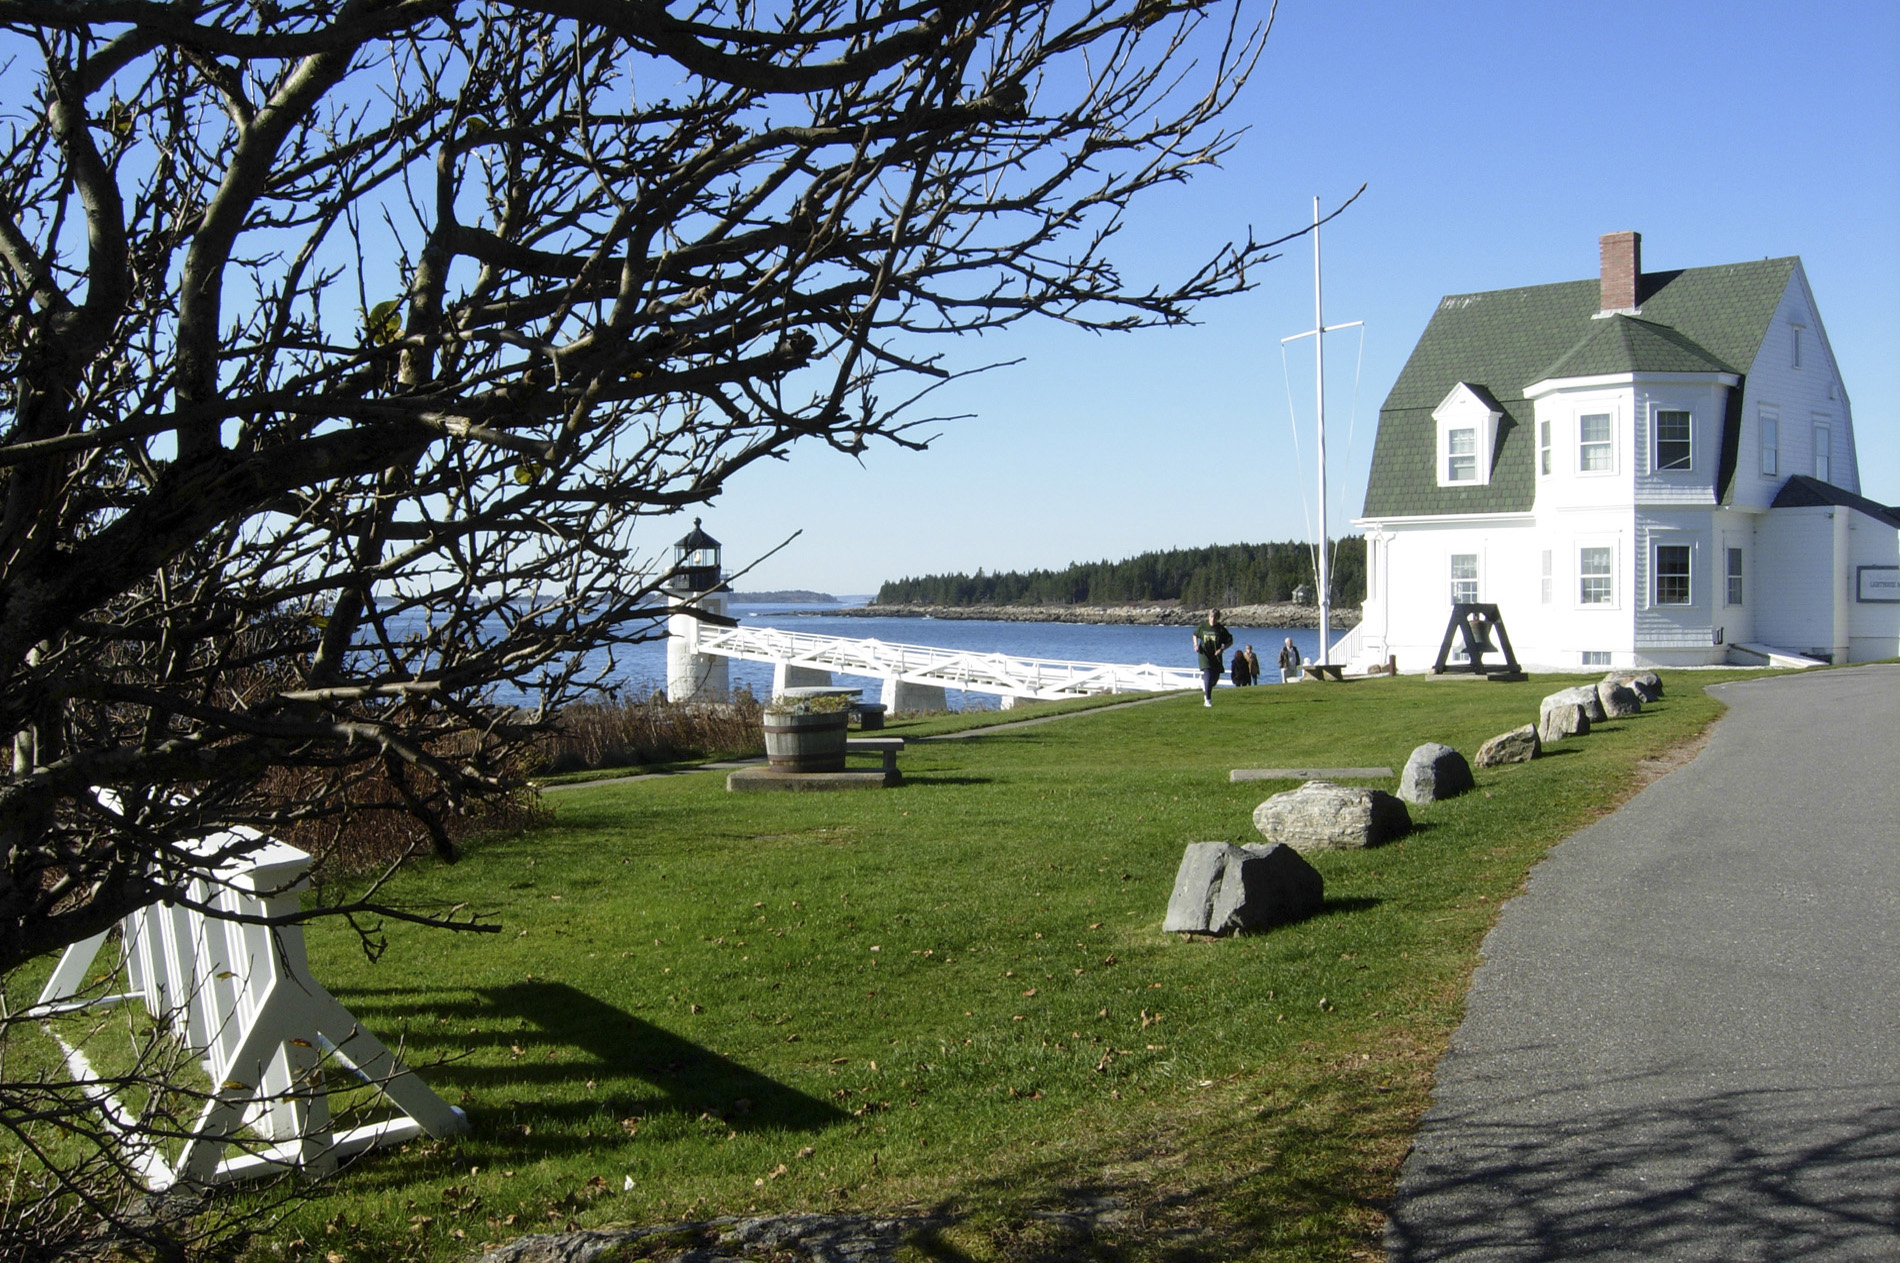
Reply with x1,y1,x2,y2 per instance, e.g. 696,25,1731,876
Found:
696,624,1201,702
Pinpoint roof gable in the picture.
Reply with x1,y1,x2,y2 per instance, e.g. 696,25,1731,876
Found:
1364,256,1797,519
1531,314,1736,384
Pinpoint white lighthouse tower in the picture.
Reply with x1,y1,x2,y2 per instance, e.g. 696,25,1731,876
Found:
664,519,730,704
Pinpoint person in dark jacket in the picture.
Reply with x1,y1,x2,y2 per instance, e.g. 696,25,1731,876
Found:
1231,647,1252,687
1193,610,1234,707
1243,644,1262,685
1278,637,1302,684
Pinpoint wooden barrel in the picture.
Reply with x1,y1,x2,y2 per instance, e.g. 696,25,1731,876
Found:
762,710,850,772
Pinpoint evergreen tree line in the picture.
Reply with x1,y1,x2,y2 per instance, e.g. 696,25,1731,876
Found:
877,538,1366,608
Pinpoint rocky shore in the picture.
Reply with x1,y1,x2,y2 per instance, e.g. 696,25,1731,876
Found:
820,601,1360,629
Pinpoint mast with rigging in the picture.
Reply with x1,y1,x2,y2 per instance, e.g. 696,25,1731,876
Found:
1281,195,1362,668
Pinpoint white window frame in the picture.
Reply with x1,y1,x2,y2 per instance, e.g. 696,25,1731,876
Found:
1654,542,1692,607
1726,546,1744,607
1445,427,1478,483
1432,384,1501,489
1760,409,1779,478
1449,553,1479,606
1540,550,1553,605
1813,422,1831,483
1791,322,1804,370
1577,544,1616,608
1578,411,1614,475
1538,419,1552,476
1654,408,1693,473
1581,650,1612,667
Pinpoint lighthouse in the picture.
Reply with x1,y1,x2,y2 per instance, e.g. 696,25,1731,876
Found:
664,519,730,704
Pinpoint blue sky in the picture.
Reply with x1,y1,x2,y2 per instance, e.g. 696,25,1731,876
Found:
703,1,1900,596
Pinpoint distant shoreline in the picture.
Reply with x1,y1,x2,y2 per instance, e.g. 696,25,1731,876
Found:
813,602,1359,629
728,589,840,604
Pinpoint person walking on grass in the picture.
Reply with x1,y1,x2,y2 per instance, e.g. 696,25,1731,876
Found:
1193,610,1233,707
1244,644,1262,685
1231,646,1252,688
1278,637,1302,684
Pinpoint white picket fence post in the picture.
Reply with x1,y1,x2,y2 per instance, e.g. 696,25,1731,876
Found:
34,827,467,1189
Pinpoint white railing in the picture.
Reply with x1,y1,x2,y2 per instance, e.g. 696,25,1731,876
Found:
696,625,1202,701
33,824,466,1188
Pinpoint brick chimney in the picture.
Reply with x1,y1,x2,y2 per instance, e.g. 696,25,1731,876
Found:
1599,231,1641,313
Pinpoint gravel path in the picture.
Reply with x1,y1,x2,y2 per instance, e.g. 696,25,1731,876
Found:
1386,665,1900,1261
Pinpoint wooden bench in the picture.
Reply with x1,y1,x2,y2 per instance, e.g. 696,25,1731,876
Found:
727,738,904,792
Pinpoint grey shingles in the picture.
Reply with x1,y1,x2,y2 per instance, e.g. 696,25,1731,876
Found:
1771,474,1900,529
1364,258,1796,519
1535,315,1736,382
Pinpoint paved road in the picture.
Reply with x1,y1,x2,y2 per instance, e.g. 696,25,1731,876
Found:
1387,666,1900,1262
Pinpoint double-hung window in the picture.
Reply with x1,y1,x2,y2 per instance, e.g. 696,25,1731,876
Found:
1579,547,1613,605
1655,410,1692,471
1579,413,1612,472
1726,547,1744,606
1760,412,1779,477
1449,554,1478,605
1540,550,1553,604
1814,424,1831,483
1446,428,1477,482
1539,420,1552,476
1655,545,1691,605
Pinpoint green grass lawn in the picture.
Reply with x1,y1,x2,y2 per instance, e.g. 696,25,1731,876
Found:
17,671,1763,1261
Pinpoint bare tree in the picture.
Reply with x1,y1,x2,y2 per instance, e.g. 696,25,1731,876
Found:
0,0,1283,1245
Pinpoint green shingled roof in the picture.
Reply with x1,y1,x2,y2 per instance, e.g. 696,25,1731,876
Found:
1535,314,1736,381
1362,257,1797,518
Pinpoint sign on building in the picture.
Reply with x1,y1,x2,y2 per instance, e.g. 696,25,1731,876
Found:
1858,565,1900,603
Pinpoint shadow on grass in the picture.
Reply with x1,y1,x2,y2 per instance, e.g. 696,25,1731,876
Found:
896,775,995,787
336,982,845,1138
900,1070,1406,1263
1313,895,1382,920
476,982,847,1133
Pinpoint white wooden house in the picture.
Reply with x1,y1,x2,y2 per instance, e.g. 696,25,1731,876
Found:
1349,232,1900,671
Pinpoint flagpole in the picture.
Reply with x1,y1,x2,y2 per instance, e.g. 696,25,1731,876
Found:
1279,195,1361,675
1313,196,1330,667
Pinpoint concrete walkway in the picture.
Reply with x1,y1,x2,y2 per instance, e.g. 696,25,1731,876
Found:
1387,665,1900,1262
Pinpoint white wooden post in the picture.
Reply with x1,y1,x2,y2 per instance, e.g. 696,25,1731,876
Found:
33,828,466,1189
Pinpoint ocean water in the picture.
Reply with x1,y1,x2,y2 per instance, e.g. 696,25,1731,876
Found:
618,600,1337,710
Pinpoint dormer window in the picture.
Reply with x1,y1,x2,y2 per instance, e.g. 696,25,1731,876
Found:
1446,428,1477,482
1432,382,1502,488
